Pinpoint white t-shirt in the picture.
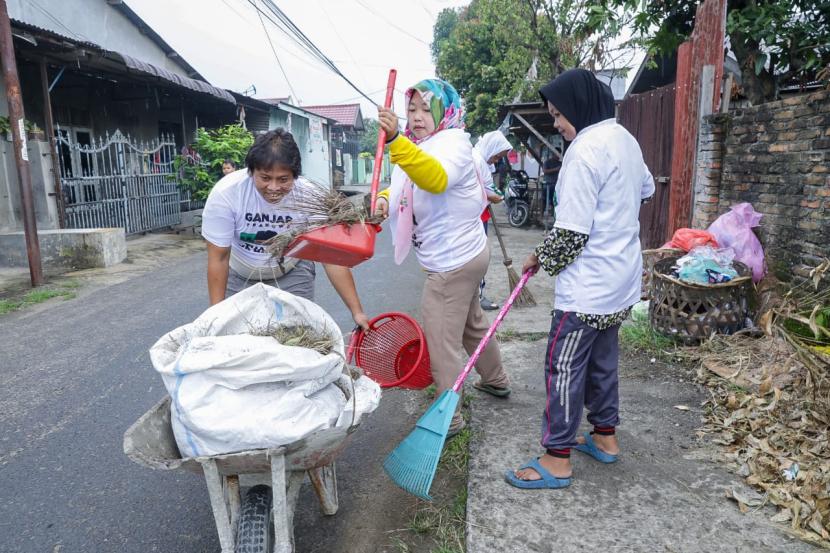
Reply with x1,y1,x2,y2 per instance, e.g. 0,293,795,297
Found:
473,150,497,195
389,129,488,273
201,169,312,270
553,119,655,314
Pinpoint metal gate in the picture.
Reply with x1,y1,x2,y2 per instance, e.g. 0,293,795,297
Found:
618,84,676,248
55,127,182,235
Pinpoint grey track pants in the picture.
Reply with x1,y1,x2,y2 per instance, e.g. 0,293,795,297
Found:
540,310,621,451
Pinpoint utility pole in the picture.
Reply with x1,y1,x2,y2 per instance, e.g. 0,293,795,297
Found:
0,0,43,286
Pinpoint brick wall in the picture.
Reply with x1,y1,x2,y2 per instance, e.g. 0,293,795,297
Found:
693,90,830,280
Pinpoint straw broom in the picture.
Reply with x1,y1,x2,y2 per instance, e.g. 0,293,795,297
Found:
487,205,536,307
266,182,382,259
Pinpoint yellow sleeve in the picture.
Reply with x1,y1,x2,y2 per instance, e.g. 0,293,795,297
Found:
376,188,390,201
387,134,448,194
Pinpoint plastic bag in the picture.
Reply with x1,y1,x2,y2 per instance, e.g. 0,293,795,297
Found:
675,246,738,285
662,228,719,252
706,203,766,283
150,283,381,458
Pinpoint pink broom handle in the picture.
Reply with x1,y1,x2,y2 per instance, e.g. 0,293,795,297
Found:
451,267,537,393
370,69,397,213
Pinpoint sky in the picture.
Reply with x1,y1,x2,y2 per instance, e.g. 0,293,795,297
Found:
128,0,471,119
128,0,642,120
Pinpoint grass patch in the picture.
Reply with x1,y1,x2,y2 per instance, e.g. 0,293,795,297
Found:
439,426,471,473
496,329,549,342
0,284,77,315
406,493,466,553
619,311,677,359
394,399,472,553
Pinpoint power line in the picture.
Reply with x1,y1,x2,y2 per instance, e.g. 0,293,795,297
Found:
316,0,369,90
353,0,429,46
253,0,299,102
329,87,386,104
245,0,380,105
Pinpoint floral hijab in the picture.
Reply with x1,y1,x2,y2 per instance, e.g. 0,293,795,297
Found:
404,79,465,143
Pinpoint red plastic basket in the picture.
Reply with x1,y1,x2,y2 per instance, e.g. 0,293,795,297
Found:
352,312,432,389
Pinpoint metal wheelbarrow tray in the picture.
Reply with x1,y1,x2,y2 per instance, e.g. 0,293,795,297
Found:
123,396,361,553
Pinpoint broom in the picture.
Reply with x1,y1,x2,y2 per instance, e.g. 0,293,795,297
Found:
383,268,536,500
487,205,536,307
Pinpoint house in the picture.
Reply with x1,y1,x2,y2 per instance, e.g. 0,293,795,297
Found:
1,0,340,244
301,104,364,187
1,0,239,237
258,97,335,187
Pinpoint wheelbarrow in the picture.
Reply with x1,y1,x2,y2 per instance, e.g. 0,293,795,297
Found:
123,395,362,553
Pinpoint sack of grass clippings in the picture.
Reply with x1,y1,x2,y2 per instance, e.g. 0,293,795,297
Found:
149,283,380,458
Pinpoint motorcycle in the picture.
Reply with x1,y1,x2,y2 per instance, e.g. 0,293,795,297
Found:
504,169,531,227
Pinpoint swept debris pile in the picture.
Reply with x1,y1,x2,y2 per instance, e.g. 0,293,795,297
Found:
266,182,383,258
251,323,336,356
688,260,830,548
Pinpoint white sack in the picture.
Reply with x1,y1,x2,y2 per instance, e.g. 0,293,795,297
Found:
149,283,380,458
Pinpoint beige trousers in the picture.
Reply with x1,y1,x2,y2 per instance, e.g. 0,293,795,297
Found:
420,247,509,395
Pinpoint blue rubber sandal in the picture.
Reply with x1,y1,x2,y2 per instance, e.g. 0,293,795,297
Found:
504,458,572,489
574,432,619,464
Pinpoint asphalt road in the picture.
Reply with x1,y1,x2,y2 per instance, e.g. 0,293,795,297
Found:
0,239,426,553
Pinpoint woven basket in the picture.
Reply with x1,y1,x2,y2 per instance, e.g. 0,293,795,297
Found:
641,248,685,300
649,257,753,344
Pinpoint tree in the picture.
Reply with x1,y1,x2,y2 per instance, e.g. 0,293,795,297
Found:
359,118,380,154
594,0,830,104
431,0,633,135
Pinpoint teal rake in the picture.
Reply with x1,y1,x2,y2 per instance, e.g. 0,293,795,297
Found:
383,268,536,500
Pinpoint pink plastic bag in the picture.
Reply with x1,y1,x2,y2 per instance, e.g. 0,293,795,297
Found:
706,203,766,283
661,228,719,252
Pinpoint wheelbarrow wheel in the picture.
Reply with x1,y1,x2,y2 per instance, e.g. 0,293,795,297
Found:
236,485,273,553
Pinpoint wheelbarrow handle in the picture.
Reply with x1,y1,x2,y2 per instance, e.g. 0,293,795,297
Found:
370,69,397,213
346,325,361,365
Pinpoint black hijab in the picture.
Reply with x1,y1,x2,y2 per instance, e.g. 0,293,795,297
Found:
539,69,615,135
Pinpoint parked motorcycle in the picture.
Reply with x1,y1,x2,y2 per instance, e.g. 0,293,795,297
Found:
504,169,531,227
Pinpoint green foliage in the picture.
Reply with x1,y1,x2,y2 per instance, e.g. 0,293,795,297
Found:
359,118,380,153
431,0,628,135
0,116,44,137
597,0,830,104
619,309,677,359
174,124,254,199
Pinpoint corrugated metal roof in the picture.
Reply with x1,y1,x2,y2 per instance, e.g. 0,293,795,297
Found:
118,53,235,104
11,19,234,105
261,97,291,106
302,104,362,128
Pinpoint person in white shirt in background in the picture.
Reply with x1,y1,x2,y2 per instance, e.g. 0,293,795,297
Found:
473,131,512,311
506,68,655,490
201,129,369,330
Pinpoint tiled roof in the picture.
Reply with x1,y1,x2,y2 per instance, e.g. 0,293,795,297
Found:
302,104,363,128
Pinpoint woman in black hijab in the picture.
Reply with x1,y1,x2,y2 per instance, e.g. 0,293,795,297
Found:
505,69,655,490
539,68,616,139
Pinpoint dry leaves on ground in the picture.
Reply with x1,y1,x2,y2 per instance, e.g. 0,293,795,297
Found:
689,261,830,548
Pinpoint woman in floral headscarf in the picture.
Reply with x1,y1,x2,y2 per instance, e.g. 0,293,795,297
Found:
375,79,510,436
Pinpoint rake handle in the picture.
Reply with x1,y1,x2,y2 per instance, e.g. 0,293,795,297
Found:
370,69,397,213
451,267,536,393
487,205,512,265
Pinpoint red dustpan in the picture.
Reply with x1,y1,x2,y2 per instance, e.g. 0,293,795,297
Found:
284,69,397,267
